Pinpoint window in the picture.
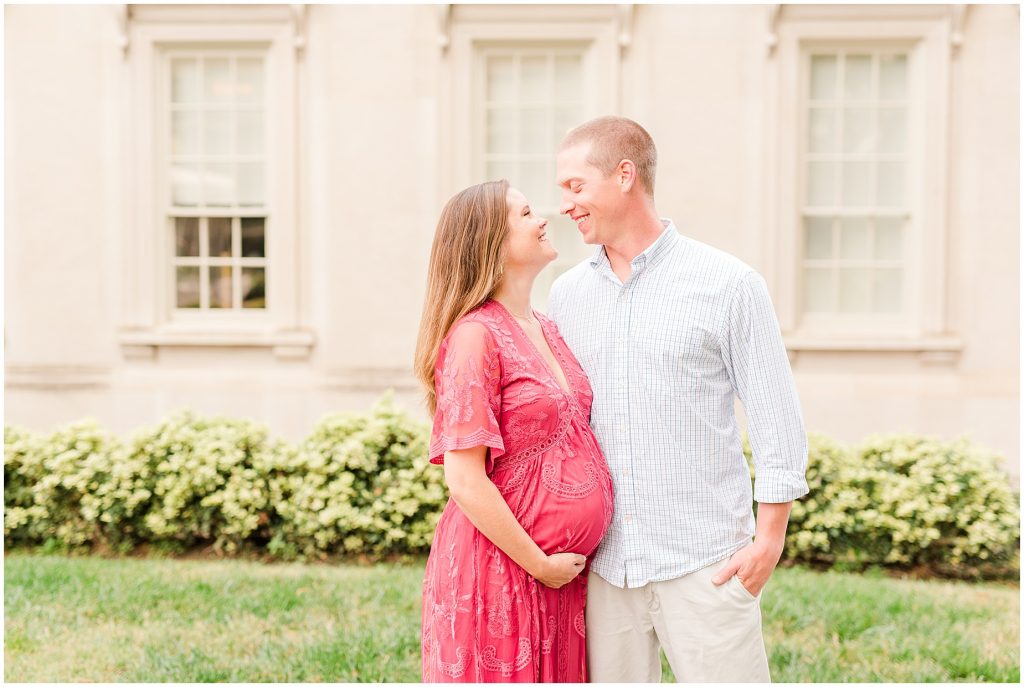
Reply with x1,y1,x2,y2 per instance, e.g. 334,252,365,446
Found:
478,46,588,303
445,4,622,310
800,50,909,319
767,7,962,358
166,51,268,311
119,6,312,359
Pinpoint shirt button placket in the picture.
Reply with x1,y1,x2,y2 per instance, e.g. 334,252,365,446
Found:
614,284,637,578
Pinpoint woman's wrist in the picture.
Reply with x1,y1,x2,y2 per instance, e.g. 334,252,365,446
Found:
522,548,548,580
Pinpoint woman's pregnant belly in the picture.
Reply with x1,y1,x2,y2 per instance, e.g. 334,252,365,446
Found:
523,454,613,557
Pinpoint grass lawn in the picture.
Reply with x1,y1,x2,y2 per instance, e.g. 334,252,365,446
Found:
3,552,1019,682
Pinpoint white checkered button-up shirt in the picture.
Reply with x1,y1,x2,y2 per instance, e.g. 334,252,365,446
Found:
547,220,809,588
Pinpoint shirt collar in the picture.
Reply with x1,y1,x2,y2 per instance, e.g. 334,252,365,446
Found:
589,219,681,274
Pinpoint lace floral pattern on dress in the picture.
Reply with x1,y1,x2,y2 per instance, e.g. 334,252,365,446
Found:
421,300,614,683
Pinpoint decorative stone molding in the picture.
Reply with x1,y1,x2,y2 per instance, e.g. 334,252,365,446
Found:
766,4,781,55
785,337,964,366
324,367,420,392
116,4,130,58
617,4,634,54
6,365,111,390
437,3,451,52
118,328,316,361
291,4,307,57
950,4,968,53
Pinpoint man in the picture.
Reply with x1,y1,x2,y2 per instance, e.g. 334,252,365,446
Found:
547,116,809,683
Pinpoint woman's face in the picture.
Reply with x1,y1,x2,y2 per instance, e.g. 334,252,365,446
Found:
503,187,555,272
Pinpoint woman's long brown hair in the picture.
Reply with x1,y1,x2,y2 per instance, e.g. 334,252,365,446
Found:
414,180,510,414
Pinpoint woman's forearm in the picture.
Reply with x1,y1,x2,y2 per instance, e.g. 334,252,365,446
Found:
448,471,549,577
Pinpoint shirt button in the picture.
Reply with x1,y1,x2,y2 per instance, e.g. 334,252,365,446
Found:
624,514,633,524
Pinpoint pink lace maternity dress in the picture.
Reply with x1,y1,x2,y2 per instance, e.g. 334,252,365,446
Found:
421,299,614,682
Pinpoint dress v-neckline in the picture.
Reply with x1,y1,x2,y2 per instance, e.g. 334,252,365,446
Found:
491,300,573,397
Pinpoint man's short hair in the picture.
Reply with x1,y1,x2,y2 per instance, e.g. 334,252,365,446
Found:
560,116,657,196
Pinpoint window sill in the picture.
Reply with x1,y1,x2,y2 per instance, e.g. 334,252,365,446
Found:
118,327,316,361
784,336,963,364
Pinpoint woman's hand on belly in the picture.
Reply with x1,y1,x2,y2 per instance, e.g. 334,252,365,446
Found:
535,552,587,589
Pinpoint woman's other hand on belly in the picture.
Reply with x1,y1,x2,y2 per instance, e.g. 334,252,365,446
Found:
534,552,587,589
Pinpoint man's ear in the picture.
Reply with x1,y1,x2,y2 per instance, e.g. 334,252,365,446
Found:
617,159,637,193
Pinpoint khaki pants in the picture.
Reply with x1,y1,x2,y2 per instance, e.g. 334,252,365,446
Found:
585,558,771,683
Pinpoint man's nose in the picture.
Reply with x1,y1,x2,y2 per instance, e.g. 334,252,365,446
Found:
559,195,574,216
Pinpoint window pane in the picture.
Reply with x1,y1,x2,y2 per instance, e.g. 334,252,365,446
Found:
171,59,200,104
236,58,264,105
176,266,200,308
237,111,263,156
486,108,516,155
874,217,903,259
877,107,907,154
841,161,871,207
842,107,874,155
175,217,199,257
839,217,871,259
520,159,552,209
486,56,516,103
521,56,547,102
803,268,834,313
839,268,872,312
171,163,200,206
520,108,548,154
208,266,233,309
203,58,232,104
554,107,580,141
242,267,266,308
172,111,200,156
873,268,903,313
554,56,582,103
804,217,833,259
204,111,231,156
208,218,232,258
806,162,836,206
876,161,905,207
879,54,908,100
810,55,838,100
204,162,234,206
843,55,873,100
237,162,264,207
807,107,836,154
486,160,517,183
241,218,265,258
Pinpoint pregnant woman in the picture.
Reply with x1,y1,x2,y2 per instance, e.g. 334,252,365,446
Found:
414,180,614,682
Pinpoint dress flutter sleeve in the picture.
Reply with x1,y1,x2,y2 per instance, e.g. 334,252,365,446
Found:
428,320,505,465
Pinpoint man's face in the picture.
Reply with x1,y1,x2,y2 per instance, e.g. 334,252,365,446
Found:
556,142,623,246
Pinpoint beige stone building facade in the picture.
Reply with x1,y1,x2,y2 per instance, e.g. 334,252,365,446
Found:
5,4,1019,478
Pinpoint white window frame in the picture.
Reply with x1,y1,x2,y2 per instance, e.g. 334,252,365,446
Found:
797,45,917,330
443,5,624,309
766,6,963,360
117,5,313,359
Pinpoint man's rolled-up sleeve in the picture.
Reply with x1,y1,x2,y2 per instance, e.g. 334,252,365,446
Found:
723,271,810,503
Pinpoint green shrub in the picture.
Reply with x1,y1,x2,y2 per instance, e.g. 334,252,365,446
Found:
5,401,1017,575
270,395,447,558
748,433,1020,573
129,411,289,552
3,420,132,548
4,425,49,545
